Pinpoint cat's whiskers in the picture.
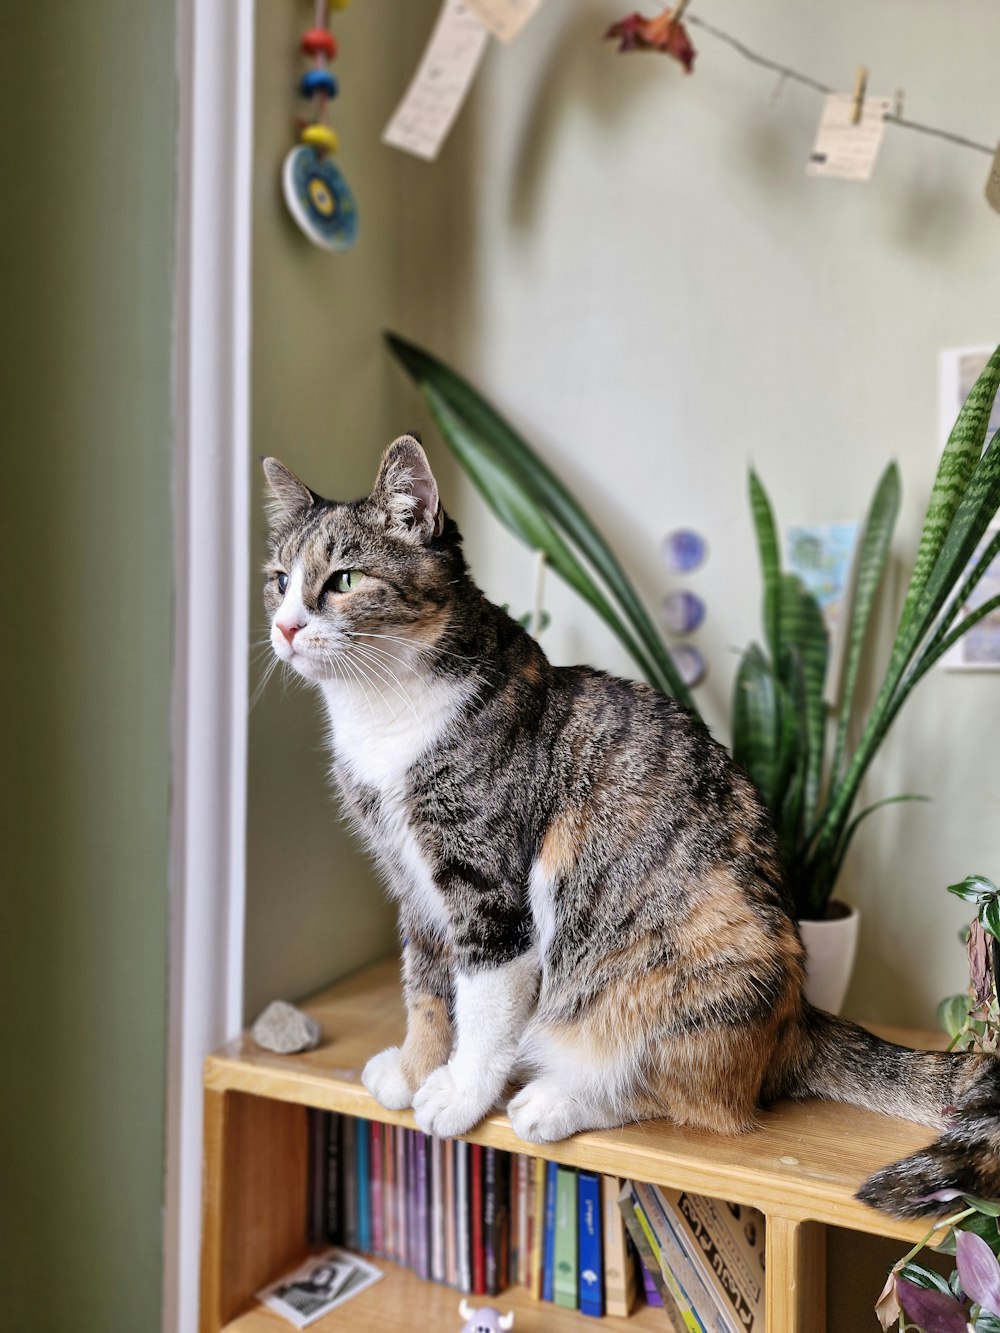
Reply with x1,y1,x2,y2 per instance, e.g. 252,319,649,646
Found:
249,651,282,712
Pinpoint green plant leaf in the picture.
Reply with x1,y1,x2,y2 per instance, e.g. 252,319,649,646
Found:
938,994,971,1040
831,462,900,782
922,528,1000,661
386,332,697,709
749,470,782,662
907,593,1000,684
962,1196,1000,1219
422,385,691,700
776,573,829,829
981,898,1000,941
948,875,1000,905
831,792,929,879
732,644,797,813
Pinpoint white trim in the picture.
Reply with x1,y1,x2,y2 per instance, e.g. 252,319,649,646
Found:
165,2,255,1330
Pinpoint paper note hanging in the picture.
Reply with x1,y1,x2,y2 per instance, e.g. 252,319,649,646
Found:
466,0,544,42
382,0,490,161
807,92,891,182
987,143,1000,215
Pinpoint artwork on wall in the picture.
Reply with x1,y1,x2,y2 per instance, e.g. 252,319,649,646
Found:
939,346,1000,449
941,526,1000,671
785,521,859,702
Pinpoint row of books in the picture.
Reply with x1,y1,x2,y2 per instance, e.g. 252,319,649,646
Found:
618,1179,766,1333
305,1111,640,1316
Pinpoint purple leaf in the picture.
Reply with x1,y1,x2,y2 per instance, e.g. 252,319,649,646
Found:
913,1189,965,1205
957,1229,1000,1314
896,1277,970,1333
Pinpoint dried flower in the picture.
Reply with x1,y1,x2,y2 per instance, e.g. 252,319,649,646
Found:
605,8,696,72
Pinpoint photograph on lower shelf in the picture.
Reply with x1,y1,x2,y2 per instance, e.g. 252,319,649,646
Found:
256,1247,384,1329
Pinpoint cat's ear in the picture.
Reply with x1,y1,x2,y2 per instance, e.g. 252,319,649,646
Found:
261,457,316,526
372,434,444,543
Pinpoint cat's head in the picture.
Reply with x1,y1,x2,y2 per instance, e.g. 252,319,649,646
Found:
261,435,463,682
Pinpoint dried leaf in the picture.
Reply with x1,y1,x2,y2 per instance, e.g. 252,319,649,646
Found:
874,1271,901,1329
605,8,697,72
968,921,991,1006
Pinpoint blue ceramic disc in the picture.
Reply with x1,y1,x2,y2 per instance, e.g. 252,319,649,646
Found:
670,644,707,688
660,528,708,573
282,144,358,252
662,590,706,635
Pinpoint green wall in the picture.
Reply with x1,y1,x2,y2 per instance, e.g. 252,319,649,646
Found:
0,3,175,1329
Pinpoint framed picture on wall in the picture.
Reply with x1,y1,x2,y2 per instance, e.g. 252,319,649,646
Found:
939,345,1000,450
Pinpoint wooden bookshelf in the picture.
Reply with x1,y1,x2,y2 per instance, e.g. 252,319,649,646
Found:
201,956,944,1333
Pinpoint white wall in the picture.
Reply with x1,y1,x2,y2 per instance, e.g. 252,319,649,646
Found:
396,0,1000,1026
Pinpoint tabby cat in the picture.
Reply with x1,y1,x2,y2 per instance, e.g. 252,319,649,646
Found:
262,436,1000,1218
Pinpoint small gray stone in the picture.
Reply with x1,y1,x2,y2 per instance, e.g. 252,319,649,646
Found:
251,1000,321,1054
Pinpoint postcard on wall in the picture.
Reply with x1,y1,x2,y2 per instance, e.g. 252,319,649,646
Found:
941,526,1000,671
785,521,860,703
256,1248,383,1328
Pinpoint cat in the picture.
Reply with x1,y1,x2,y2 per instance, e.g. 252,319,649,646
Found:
262,434,1000,1219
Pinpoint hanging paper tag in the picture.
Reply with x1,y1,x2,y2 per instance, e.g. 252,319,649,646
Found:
986,143,1000,215
382,0,490,161
465,0,544,42
807,92,891,182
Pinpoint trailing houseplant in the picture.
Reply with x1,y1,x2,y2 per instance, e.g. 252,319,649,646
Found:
386,332,1000,922
875,875,1000,1333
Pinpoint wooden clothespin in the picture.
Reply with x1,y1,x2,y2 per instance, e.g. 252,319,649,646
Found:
850,64,869,125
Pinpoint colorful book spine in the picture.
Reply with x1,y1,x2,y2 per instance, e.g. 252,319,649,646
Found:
324,1113,341,1244
635,1182,727,1333
631,1187,703,1332
471,1143,485,1294
484,1146,499,1295
530,1156,546,1299
384,1125,397,1262
395,1126,407,1265
444,1139,457,1287
369,1122,382,1255
617,1182,666,1307
602,1175,637,1317
431,1135,446,1283
553,1166,578,1310
356,1116,371,1253
457,1140,472,1293
415,1132,431,1279
578,1171,604,1317
542,1159,558,1302
341,1116,358,1249
515,1155,529,1287
307,1109,327,1245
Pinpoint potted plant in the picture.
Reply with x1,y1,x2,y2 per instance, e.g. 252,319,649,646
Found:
874,875,1000,1333
386,333,1000,1000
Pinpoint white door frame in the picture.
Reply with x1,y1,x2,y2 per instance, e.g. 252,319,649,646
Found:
165,2,255,1329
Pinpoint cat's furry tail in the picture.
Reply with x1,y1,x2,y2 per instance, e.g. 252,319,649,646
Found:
782,1006,1000,1218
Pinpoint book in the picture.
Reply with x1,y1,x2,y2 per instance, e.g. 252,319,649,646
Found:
324,1113,342,1245
514,1155,529,1287
384,1125,397,1263
444,1139,457,1287
617,1182,666,1307
369,1122,382,1256
578,1171,604,1317
634,1181,724,1332
456,1140,472,1293
484,1145,499,1295
530,1156,546,1299
471,1143,485,1293
659,1189,766,1333
631,1187,708,1331
601,1175,638,1317
541,1159,558,1302
307,1110,328,1246
431,1135,446,1283
341,1117,358,1249
406,1130,419,1271
415,1131,430,1279
356,1116,371,1253
553,1166,578,1309
394,1127,407,1266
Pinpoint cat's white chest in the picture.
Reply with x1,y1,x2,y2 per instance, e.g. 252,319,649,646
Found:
320,669,468,932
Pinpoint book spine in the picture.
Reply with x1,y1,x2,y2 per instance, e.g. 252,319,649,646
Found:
497,1150,511,1292
444,1139,457,1288
530,1157,546,1299
406,1130,419,1271
431,1135,446,1283
456,1141,472,1293
342,1116,359,1249
636,1183,728,1333
484,1146,498,1295
395,1127,407,1266
356,1117,371,1253
306,1109,327,1245
384,1125,396,1263
471,1143,485,1294
617,1183,666,1306
601,1175,636,1317
631,1191,703,1333
541,1159,558,1302
415,1132,430,1279
515,1155,529,1287
369,1122,383,1256
553,1166,578,1309
578,1171,604,1317
664,1190,763,1333
324,1113,342,1244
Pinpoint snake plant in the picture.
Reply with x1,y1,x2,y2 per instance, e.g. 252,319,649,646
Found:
386,332,1000,920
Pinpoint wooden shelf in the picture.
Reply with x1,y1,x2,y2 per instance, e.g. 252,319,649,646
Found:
202,956,945,1333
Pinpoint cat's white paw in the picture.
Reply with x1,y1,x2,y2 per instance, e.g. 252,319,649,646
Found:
412,1064,494,1138
362,1046,413,1110
508,1080,606,1143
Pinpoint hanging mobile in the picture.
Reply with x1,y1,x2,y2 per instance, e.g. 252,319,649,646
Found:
282,0,358,251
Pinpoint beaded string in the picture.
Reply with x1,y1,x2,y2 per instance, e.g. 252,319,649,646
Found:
297,0,349,159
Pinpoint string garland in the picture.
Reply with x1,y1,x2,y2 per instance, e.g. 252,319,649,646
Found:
681,11,996,158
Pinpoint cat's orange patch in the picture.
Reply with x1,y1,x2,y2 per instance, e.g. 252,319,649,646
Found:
399,994,453,1088
538,811,583,878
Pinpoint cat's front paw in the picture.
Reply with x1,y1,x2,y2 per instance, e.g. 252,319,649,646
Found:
508,1079,611,1143
412,1064,494,1138
362,1046,414,1110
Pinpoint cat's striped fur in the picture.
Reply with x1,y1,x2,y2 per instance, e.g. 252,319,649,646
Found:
262,436,1000,1219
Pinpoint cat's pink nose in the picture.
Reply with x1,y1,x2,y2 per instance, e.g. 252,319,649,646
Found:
277,620,302,645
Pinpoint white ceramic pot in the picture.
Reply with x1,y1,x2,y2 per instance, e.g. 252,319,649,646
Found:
798,902,861,1014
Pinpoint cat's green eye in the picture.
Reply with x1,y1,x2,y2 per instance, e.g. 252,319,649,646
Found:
332,569,362,594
